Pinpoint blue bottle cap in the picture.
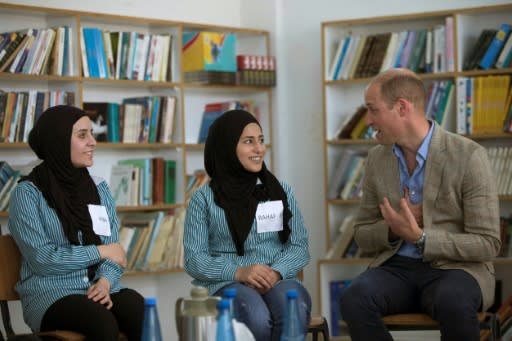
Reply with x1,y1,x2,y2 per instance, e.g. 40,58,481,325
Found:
286,289,298,298
223,288,237,298
217,299,230,310
144,297,157,305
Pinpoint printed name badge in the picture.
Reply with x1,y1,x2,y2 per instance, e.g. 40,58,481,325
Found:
256,200,284,233
87,204,111,236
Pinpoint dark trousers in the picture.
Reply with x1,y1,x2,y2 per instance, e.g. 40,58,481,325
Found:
40,288,144,341
339,255,482,341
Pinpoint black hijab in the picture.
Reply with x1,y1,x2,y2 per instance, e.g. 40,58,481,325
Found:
21,105,101,247
204,109,291,256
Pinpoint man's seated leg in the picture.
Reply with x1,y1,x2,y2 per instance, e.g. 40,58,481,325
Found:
420,269,482,341
340,255,419,341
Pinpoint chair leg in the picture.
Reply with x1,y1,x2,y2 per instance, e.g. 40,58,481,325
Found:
321,318,330,341
490,313,499,341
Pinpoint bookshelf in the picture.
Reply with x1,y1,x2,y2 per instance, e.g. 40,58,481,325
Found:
0,3,274,276
321,4,512,339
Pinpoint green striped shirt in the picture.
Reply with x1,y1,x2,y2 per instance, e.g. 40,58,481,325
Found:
8,178,123,331
184,181,310,295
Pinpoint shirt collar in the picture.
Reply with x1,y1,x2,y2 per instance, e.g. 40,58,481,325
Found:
392,120,434,163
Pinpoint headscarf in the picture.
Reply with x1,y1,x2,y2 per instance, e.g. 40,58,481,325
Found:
21,105,101,248
204,109,291,256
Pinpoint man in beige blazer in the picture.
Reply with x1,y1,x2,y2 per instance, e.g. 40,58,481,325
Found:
340,68,501,341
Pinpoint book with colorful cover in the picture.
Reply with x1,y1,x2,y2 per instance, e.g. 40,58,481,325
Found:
479,23,512,70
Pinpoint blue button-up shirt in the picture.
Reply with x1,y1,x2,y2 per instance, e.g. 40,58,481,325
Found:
394,121,434,258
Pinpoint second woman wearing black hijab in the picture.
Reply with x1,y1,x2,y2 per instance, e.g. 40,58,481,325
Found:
184,109,312,341
8,105,144,340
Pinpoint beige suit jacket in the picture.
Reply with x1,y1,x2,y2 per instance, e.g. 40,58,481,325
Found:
354,122,501,309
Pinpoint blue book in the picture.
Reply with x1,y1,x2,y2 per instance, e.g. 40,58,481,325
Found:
62,27,69,75
141,211,165,268
107,103,120,143
479,23,512,69
329,279,352,336
148,96,160,143
332,36,351,81
393,30,410,68
83,28,99,77
197,110,224,143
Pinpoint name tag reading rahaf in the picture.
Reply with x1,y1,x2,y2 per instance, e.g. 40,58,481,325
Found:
256,200,284,233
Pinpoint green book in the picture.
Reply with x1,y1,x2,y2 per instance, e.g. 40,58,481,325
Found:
164,159,176,204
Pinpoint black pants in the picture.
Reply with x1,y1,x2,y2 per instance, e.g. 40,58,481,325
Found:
40,288,144,341
340,255,483,341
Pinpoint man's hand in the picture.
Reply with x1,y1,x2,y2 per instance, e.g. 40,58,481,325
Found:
87,277,113,309
403,187,423,228
380,196,423,243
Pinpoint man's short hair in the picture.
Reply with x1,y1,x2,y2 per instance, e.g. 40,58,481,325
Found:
376,71,426,110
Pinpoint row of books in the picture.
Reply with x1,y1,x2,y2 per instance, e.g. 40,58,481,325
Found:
185,169,209,203
197,100,260,143
0,26,73,76
110,158,176,207
456,75,511,135
236,55,276,87
119,209,185,272
327,149,367,200
327,17,454,81
325,215,361,260
80,27,173,81
83,96,176,144
425,79,454,130
463,23,512,71
333,105,373,140
487,146,512,197
0,90,75,143
332,79,454,141
0,161,20,212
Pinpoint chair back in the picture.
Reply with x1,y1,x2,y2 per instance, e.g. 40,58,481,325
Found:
0,235,21,301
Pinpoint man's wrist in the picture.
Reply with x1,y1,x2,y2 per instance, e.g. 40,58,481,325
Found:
414,230,426,251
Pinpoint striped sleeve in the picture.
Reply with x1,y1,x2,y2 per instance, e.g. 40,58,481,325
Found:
9,181,101,276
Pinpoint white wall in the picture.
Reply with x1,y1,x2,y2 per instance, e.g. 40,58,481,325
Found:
2,0,512,339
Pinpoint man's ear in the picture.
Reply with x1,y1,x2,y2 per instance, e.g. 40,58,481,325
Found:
396,98,411,117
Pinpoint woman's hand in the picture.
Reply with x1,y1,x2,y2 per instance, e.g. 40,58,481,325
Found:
87,277,113,309
97,243,127,268
235,264,281,292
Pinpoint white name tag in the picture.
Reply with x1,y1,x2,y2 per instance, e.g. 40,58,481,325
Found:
87,204,111,236
256,200,284,233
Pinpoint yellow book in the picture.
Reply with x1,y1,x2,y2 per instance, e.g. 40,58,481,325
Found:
349,112,368,139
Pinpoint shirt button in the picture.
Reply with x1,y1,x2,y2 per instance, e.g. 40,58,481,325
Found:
83,276,89,283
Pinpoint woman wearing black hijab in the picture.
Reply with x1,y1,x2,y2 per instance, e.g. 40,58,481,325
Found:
184,109,312,341
8,105,144,340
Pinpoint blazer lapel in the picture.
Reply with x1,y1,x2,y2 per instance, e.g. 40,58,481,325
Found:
423,123,447,228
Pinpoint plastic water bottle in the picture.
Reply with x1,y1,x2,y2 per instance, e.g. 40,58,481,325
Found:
142,297,163,341
223,287,238,321
280,289,305,341
216,299,235,341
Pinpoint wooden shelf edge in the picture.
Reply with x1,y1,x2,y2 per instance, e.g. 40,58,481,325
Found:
117,204,184,212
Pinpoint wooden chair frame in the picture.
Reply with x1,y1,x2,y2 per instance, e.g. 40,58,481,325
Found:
382,312,500,341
